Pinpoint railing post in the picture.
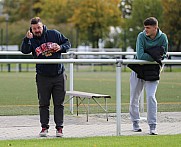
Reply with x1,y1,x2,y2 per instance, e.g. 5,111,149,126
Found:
116,60,122,136
69,52,74,114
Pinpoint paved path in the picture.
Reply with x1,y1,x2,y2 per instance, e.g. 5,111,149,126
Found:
0,112,181,140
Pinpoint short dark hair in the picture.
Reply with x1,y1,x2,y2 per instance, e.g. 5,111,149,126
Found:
143,17,158,26
30,17,42,24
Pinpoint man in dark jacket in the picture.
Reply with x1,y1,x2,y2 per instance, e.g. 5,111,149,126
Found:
21,17,71,137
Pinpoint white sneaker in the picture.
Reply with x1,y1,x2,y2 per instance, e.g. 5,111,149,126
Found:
56,128,63,137
149,130,158,135
133,121,142,132
133,128,142,132
39,128,48,137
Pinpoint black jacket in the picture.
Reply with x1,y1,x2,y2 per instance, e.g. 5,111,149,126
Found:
21,26,71,76
144,46,165,66
128,46,165,81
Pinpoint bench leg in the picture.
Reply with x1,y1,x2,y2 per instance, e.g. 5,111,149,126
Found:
64,96,74,114
76,97,89,122
76,97,79,116
105,98,108,121
92,98,109,121
87,99,90,122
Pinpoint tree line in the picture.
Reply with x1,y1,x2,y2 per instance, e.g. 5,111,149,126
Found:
0,0,180,51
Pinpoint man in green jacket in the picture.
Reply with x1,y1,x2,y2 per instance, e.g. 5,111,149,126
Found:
129,17,168,135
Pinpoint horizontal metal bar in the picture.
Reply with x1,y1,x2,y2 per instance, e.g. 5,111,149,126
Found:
121,59,181,65
0,51,181,56
0,59,180,64
0,59,117,64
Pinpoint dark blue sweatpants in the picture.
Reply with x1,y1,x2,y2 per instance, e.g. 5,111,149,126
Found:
36,73,66,129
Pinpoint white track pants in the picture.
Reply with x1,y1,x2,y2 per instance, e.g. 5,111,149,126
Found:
129,71,159,125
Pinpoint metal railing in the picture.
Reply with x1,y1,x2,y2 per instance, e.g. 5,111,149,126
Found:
0,57,181,136
0,50,181,56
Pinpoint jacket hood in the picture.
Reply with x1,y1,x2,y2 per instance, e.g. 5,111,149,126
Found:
143,29,162,41
42,25,47,35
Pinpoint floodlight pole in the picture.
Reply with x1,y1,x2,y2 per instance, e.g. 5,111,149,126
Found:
116,60,122,135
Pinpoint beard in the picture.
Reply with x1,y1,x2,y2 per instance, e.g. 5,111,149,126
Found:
34,31,43,37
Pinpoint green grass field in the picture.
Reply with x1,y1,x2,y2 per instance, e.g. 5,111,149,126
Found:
0,67,180,115
0,135,181,147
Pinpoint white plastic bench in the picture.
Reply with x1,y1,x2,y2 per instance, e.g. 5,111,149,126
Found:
65,91,111,122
